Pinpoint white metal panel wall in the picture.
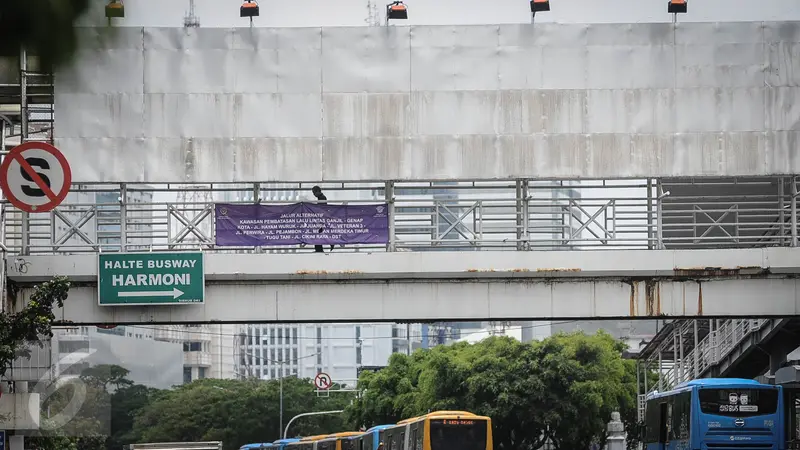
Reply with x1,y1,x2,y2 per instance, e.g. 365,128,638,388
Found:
54,22,800,182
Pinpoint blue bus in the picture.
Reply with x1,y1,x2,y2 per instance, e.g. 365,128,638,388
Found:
274,439,301,450
240,444,274,450
342,425,394,450
644,378,784,450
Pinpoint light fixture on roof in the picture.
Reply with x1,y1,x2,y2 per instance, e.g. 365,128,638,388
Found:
240,0,259,26
668,0,687,14
529,0,549,24
386,1,408,25
530,0,550,12
240,0,260,18
105,0,125,18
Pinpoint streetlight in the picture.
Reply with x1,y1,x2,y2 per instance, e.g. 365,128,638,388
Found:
284,410,344,439
250,340,321,438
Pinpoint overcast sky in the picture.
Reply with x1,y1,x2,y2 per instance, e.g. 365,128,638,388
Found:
82,0,800,28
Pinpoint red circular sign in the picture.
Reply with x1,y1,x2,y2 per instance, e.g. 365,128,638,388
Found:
314,372,332,390
0,142,72,213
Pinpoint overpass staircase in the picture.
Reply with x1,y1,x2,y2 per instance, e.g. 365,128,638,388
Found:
637,318,800,421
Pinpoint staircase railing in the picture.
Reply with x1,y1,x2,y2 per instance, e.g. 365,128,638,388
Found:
638,319,771,421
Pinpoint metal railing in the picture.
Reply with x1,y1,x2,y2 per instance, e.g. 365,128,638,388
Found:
2,178,797,255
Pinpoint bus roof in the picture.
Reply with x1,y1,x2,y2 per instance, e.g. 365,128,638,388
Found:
676,378,770,389
426,411,476,417
365,425,394,433
272,439,300,444
240,444,273,449
300,435,329,441
326,432,363,438
647,378,777,400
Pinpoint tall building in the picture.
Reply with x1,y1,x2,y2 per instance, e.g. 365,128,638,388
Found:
237,324,413,386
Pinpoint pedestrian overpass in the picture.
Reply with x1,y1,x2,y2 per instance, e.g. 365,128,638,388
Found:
3,178,799,324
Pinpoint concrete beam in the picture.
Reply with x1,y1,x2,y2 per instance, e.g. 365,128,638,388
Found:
14,277,800,324
7,247,800,283
7,248,800,324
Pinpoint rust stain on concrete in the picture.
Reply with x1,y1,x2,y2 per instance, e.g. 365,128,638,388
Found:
697,282,703,316
645,280,660,316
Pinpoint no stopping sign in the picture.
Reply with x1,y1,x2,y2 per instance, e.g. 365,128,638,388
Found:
0,142,72,213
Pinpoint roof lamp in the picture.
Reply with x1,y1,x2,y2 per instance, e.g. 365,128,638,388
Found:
668,0,687,14
386,1,408,20
241,0,260,17
530,0,550,13
105,0,125,18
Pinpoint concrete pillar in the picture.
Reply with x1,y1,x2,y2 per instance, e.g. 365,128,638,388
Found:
606,411,626,450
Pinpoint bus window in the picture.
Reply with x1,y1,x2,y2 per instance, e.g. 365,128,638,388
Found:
659,402,669,443
428,419,488,450
699,388,779,417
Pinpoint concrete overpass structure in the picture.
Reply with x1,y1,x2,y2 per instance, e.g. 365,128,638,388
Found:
6,247,800,324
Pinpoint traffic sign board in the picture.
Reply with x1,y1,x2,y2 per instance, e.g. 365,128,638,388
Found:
98,252,204,306
314,372,332,390
0,142,71,213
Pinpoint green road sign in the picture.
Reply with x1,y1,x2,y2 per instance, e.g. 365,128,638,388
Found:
98,252,204,306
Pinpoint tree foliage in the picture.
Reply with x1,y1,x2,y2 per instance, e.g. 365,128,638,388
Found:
347,331,642,450
130,377,356,450
0,276,70,378
0,0,91,69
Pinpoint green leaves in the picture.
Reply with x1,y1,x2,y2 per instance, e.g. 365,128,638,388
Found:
0,276,70,377
129,377,356,450
348,331,642,450
0,0,91,69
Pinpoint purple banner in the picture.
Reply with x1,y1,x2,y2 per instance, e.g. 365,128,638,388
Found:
215,203,390,246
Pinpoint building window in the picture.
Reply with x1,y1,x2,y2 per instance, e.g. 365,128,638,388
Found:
292,328,298,344
183,341,202,352
316,327,322,344
270,329,275,345
317,352,322,365
292,348,298,362
271,348,275,362
198,367,206,379
278,328,283,342
271,368,275,378
183,367,192,384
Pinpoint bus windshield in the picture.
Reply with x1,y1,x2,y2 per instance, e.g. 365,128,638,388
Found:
698,387,779,417
429,419,487,450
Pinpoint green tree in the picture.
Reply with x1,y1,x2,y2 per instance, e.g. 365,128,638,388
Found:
130,377,356,450
108,373,163,450
0,276,70,377
347,332,641,450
